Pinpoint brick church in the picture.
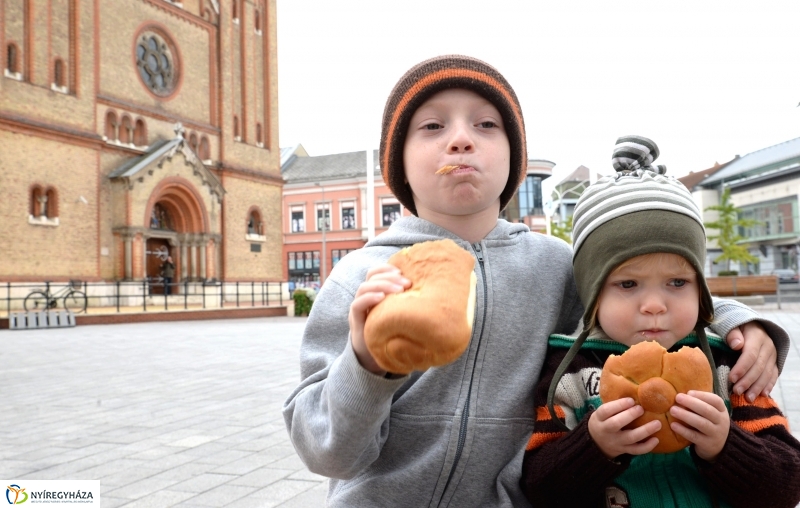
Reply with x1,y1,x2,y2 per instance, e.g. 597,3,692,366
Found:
0,0,282,286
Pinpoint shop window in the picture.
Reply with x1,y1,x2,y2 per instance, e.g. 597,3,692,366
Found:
341,204,355,229
381,202,401,227
290,205,305,233
316,204,330,231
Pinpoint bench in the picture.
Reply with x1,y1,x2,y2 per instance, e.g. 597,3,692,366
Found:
705,275,780,308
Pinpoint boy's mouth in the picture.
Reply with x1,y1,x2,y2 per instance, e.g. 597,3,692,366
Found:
436,164,474,175
639,329,668,339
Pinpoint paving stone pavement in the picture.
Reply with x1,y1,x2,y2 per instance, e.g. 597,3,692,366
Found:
1,307,799,507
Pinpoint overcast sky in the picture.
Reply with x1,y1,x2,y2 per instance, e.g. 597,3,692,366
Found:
276,0,800,193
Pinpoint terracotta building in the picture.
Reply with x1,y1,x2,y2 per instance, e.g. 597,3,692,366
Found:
280,151,552,286
0,0,282,290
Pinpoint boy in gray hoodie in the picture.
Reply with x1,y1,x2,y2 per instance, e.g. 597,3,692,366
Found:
283,55,788,507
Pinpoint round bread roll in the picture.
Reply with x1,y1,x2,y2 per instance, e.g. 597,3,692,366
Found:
363,239,476,374
599,340,713,454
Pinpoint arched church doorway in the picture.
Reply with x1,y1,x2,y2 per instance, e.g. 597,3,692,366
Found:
141,179,216,291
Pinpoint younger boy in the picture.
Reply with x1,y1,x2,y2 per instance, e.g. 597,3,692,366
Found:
521,135,800,507
283,58,788,507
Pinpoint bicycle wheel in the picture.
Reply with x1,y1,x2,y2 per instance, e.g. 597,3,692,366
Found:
24,291,50,311
63,290,87,313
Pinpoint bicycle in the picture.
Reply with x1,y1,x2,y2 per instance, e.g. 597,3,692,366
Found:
24,281,88,313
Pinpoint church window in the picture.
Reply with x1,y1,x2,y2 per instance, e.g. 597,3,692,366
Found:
134,118,147,146
135,30,179,97
120,115,133,144
54,58,65,88
199,136,211,160
232,0,239,22
7,43,19,73
255,10,261,33
150,203,173,231
247,208,263,235
30,186,58,219
105,111,118,141
256,123,263,146
233,115,241,141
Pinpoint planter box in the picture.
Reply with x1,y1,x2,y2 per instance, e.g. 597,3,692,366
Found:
706,275,778,297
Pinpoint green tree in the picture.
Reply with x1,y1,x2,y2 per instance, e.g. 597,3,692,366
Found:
704,188,759,274
550,214,573,244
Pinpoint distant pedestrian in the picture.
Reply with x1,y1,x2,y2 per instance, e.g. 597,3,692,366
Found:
161,256,175,295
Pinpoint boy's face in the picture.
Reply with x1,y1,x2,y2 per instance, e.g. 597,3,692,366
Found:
403,89,510,220
596,253,700,349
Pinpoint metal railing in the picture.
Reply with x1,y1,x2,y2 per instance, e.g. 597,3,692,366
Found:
2,280,287,316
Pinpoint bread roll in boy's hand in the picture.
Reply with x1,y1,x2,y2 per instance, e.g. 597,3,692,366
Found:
600,341,713,454
364,239,476,374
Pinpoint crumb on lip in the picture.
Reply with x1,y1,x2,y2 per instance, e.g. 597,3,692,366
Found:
435,164,461,175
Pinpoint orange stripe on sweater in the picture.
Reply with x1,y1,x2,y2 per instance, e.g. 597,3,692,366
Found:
734,415,790,434
382,68,526,179
536,405,565,421
730,393,779,409
526,431,565,451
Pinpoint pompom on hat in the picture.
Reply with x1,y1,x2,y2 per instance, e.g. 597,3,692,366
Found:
547,135,721,429
379,55,527,215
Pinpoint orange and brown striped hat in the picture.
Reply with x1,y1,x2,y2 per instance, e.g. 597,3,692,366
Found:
379,55,527,215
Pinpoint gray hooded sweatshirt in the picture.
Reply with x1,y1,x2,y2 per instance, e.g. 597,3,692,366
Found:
282,216,788,508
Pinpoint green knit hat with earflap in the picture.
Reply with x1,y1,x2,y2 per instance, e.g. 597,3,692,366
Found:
547,135,721,430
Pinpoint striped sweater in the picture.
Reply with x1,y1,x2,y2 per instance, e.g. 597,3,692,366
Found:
520,333,800,508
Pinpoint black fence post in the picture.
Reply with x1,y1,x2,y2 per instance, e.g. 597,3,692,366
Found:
184,280,188,309
143,279,147,312
202,282,206,309
251,281,255,307
236,281,240,307
116,280,120,313
6,282,10,315
220,280,224,308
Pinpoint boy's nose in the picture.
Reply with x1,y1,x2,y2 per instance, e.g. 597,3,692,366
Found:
447,124,474,153
640,292,667,315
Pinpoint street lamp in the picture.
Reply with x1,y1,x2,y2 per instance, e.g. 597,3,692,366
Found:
315,182,327,285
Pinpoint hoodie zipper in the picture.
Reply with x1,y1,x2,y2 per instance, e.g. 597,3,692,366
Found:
437,242,489,507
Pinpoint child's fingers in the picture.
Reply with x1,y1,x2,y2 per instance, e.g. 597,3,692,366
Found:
623,418,662,444
673,392,725,421
624,436,660,456
593,398,636,422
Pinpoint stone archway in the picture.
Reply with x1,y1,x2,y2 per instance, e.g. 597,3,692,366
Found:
142,178,217,286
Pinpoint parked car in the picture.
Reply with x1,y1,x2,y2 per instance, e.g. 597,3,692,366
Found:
771,269,799,283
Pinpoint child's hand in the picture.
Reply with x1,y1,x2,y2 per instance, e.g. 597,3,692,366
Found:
588,398,661,460
725,321,778,401
348,264,411,375
669,390,730,462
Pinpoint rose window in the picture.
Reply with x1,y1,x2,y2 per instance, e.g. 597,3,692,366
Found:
136,32,177,96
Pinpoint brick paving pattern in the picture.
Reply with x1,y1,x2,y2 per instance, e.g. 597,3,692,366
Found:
1,305,799,507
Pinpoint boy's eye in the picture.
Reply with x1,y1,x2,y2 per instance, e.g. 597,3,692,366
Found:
424,123,442,130
478,121,497,128
618,280,636,289
670,279,687,288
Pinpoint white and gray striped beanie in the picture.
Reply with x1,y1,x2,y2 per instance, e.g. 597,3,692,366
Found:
571,135,713,329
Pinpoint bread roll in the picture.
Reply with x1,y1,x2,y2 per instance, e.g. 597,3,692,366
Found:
364,239,476,374
599,340,713,454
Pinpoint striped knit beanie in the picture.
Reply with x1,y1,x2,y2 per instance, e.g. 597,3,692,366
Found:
571,135,712,327
379,55,527,215
547,136,719,429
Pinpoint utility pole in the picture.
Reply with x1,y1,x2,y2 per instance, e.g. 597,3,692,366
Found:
315,182,327,285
